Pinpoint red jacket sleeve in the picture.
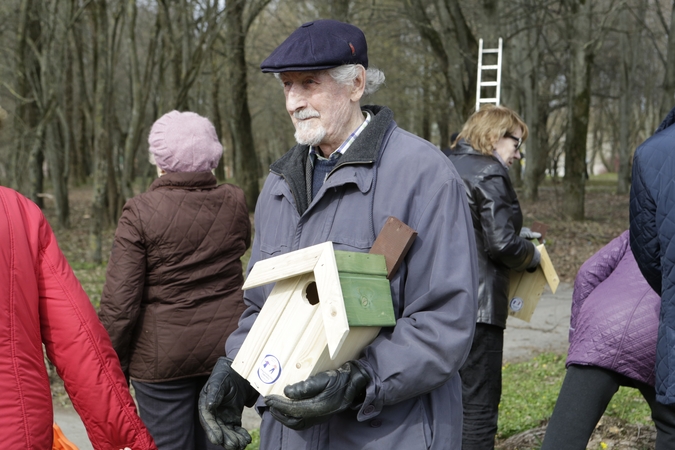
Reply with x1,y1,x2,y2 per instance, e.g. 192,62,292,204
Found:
37,212,157,450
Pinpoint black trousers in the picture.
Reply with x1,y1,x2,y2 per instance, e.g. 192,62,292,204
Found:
459,323,504,450
541,364,675,450
132,376,221,450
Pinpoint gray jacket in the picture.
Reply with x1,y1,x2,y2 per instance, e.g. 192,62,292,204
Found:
226,105,478,449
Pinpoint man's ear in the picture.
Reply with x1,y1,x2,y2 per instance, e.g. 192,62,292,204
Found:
350,66,366,102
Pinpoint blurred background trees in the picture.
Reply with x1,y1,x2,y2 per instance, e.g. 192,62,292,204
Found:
0,0,673,259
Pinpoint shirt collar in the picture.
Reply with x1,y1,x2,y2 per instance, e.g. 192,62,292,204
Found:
310,111,372,161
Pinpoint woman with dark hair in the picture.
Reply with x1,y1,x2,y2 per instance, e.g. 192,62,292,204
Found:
448,104,540,450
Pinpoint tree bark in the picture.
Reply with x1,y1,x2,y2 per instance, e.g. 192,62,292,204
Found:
211,55,226,181
562,0,593,220
660,0,675,119
617,3,640,195
89,0,112,264
120,0,160,202
224,0,271,211
13,0,43,201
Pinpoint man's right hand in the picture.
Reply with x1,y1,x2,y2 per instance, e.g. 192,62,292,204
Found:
198,357,259,450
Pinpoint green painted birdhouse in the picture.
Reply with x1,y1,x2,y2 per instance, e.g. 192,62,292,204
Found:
231,241,396,397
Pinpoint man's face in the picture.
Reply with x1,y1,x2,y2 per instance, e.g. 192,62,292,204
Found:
280,71,355,149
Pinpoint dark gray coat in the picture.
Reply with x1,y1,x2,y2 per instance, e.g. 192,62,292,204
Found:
448,140,536,328
227,106,478,449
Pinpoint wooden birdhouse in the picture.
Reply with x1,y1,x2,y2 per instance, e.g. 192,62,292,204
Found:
508,243,559,322
232,218,416,397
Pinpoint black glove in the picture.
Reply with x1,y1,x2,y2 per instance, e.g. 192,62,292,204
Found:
198,357,259,450
264,361,369,430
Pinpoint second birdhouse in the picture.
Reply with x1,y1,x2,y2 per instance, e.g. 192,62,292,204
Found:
508,243,559,322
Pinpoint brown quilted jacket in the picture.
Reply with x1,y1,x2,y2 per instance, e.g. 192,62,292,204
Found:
99,172,251,382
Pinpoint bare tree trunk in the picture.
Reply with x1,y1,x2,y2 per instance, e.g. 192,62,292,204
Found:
514,0,548,201
224,0,271,211
40,0,72,228
617,3,639,195
120,0,160,202
28,121,45,207
14,0,43,202
562,0,593,220
48,110,71,228
89,0,112,263
660,0,675,119
211,55,226,181
437,103,451,149
70,2,94,184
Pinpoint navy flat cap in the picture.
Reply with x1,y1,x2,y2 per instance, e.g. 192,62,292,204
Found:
260,19,368,73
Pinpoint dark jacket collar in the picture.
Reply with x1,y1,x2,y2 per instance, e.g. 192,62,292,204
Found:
148,172,218,191
657,105,675,133
270,105,395,214
452,138,487,157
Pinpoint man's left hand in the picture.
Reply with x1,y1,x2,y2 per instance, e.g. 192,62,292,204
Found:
265,361,369,430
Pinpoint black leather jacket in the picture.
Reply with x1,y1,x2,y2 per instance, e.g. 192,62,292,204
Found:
448,139,536,327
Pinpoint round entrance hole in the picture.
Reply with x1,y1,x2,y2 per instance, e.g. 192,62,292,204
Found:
305,281,319,305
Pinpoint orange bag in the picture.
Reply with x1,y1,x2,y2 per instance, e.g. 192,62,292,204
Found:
53,423,79,450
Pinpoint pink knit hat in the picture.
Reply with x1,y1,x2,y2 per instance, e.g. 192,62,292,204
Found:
148,110,223,173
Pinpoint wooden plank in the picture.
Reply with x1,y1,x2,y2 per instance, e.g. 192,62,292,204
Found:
267,325,381,398
232,276,303,378
245,273,321,395
507,243,559,322
508,268,548,322
340,273,396,326
242,242,332,289
269,310,330,397
317,326,380,374
538,244,559,293
369,217,417,279
314,245,350,359
334,251,388,276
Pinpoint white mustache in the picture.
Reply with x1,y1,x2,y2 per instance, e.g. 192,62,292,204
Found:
293,109,320,120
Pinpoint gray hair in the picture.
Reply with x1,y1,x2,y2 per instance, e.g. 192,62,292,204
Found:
273,65,385,96
329,65,385,96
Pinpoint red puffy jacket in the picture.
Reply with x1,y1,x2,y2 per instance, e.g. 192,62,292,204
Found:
0,186,156,450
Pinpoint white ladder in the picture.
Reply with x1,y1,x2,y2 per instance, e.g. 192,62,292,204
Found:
475,38,503,112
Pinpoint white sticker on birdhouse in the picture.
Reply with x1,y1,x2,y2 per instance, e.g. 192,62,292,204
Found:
509,297,524,312
257,355,282,384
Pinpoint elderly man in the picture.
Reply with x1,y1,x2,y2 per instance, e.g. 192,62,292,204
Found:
630,105,675,407
199,19,478,450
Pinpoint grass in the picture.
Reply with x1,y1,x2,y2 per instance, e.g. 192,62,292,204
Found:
247,430,260,450
498,353,653,448
499,353,567,439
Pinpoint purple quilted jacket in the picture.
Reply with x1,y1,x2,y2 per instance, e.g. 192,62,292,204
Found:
567,230,660,385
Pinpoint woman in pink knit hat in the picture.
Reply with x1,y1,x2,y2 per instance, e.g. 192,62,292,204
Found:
99,110,251,450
